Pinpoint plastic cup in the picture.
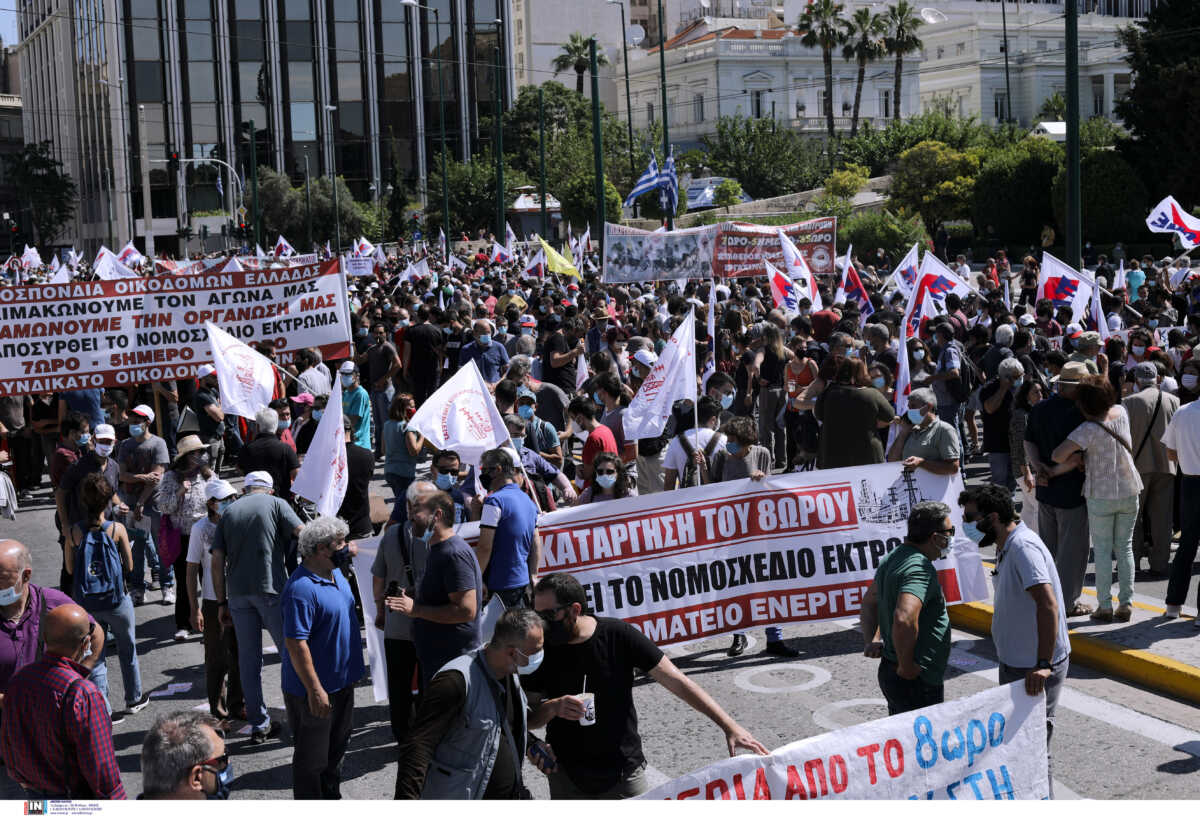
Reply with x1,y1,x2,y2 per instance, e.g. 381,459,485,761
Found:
577,692,596,726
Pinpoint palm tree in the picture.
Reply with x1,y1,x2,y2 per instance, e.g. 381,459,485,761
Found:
885,1,924,121
551,32,610,96
799,0,848,141
841,7,887,136
1038,92,1067,121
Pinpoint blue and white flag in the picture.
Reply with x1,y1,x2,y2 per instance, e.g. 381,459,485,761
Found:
624,155,660,208
658,149,678,214
216,172,223,198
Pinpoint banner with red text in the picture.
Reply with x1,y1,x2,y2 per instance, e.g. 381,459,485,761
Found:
531,463,986,646
713,217,837,278
0,260,351,396
640,682,1048,800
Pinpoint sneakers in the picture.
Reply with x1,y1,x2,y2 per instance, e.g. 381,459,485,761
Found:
110,710,127,724
1090,608,1114,623
173,629,190,642
249,720,282,745
1165,604,1182,619
131,591,145,607
147,579,161,591
765,640,801,658
726,634,748,657
1113,604,1133,623
127,693,151,714
162,587,176,605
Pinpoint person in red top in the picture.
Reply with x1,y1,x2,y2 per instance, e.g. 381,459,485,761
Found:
567,396,617,487
0,604,126,799
809,304,842,343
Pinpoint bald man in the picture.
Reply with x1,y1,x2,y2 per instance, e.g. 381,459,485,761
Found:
0,604,125,799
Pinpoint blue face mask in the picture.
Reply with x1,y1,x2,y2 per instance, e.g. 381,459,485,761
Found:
477,334,492,346
1147,319,1159,328
961,521,985,544
340,374,355,386
516,648,544,675
217,498,235,516
912,349,926,361
203,760,235,800
355,328,368,338
77,433,91,447
517,404,535,420
1011,378,1023,391
720,392,734,410
278,419,291,430
313,409,324,421
872,376,886,389
129,423,145,438
725,441,742,456
435,472,456,490
593,392,604,406
443,327,453,335
512,439,524,453
0,578,23,606
595,473,617,489
906,407,925,425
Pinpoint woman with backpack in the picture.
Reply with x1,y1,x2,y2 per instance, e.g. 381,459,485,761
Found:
156,435,217,642
66,472,150,718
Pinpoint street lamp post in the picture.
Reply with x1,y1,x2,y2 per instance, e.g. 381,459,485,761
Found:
495,43,505,240
402,0,450,242
657,0,672,231
1000,0,1013,122
325,104,340,253
590,37,605,258
1065,0,1081,270
304,151,312,249
608,0,639,219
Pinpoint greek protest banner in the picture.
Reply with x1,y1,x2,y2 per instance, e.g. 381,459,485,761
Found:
532,463,987,645
0,259,351,397
602,223,718,283
713,217,838,278
639,682,1048,800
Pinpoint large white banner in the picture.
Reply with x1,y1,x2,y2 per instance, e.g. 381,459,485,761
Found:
640,682,1048,800
532,463,987,645
0,259,351,396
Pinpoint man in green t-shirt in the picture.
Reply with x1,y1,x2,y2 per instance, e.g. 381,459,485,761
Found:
860,500,954,714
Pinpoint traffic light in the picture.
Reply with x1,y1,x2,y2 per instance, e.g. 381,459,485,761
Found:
168,150,180,173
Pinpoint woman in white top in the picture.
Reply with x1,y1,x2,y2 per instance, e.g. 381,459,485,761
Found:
1052,374,1144,623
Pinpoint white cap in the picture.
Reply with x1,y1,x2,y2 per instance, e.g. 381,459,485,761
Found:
204,479,237,501
93,423,116,440
243,471,274,490
196,363,217,379
339,361,357,374
633,349,658,368
1018,314,1036,327
130,404,155,423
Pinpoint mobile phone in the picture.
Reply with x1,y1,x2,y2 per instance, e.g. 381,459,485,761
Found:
385,581,401,598
529,740,556,771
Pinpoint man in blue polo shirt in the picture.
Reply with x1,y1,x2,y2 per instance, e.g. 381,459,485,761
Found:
459,319,510,384
280,516,365,800
476,447,540,608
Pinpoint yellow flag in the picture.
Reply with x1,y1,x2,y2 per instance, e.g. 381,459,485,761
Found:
539,238,580,279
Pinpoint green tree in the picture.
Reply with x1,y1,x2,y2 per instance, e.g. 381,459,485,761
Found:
4,141,77,246
676,148,709,177
425,151,532,236
713,178,743,211
1051,149,1148,242
889,140,980,234
557,170,621,233
840,208,929,261
972,138,1063,246
825,162,870,198
1116,0,1200,202
839,110,1019,175
256,166,303,240
841,7,887,136
1080,116,1127,150
1037,92,1066,121
800,0,848,141
702,115,826,199
551,32,610,96
884,1,924,121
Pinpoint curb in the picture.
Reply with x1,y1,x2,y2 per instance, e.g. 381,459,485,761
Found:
948,602,1200,706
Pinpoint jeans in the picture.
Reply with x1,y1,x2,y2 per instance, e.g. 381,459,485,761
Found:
1037,502,1090,608
493,585,530,609
1087,494,1138,609
126,510,163,593
1133,472,1175,573
548,763,647,800
385,475,414,528
757,386,787,467
228,593,285,732
988,452,1016,492
384,638,422,746
877,659,944,716
999,657,1068,799
283,686,356,799
1166,475,1200,608
370,387,394,456
89,593,143,708
202,598,244,718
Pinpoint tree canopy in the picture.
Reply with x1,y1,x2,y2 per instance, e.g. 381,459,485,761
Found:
4,141,77,246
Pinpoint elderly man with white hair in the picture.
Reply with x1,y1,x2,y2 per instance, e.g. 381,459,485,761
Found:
237,407,300,502
212,470,304,745
280,515,364,800
887,387,962,475
979,357,1028,492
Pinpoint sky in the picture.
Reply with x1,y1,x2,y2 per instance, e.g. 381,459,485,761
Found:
0,10,15,49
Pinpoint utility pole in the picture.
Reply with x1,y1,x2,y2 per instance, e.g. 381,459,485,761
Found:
494,45,505,240
249,119,260,249
657,0,672,231
1000,0,1013,123
538,86,548,240
610,0,638,219
138,104,155,257
304,151,312,249
590,37,605,258
1065,0,1081,270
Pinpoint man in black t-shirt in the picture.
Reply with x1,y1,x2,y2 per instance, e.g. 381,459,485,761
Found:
336,416,377,541
979,357,1024,492
524,574,767,799
402,306,445,407
541,316,586,395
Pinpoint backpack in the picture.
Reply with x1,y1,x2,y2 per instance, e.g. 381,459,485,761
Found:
72,521,126,612
946,341,981,403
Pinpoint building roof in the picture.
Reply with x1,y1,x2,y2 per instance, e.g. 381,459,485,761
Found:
509,192,561,213
1031,121,1067,141
648,23,796,53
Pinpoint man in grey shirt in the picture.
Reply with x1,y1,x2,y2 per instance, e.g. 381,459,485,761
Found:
116,405,170,604
959,484,1070,798
371,511,431,746
211,470,304,744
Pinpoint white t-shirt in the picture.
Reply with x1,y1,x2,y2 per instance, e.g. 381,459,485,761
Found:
186,516,218,602
1162,400,1200,476
991,522,1071,668
663,428,726,476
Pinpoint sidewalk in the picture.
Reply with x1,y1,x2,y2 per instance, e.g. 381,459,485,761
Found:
950,579,1200,705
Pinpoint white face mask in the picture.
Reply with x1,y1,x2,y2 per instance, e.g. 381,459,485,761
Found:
95,442,114,458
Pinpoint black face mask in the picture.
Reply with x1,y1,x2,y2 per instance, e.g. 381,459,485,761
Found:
543,615,573,646
329,545,352,569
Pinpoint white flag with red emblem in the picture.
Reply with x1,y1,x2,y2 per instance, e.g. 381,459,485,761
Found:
273,235,296,258
116,241,145,267
292,377,349,517
623,310,696,441
408,360,509,471
205,321,276,419
777,229,822,310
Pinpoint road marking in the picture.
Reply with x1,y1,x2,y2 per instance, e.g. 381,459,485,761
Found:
734,663,831,694
811,698,888,731
644,765,671,787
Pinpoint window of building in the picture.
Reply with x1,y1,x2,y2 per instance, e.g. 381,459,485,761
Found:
285,22,313,61
337,62,362,100
646,102,654,124
183,0,209,18
284,0,309,18
994,91,1008,120
335,21,360,57
238,61,265,104
956,42,965,55
817,88,827,114
333,2,358,21
750,89,764,118
693,92,704,122
381,23,408,59
288,62,314,100
234,0,260,18
133,61,164,102
188,62,216,101
1036,39,1046,51
191,106,220,143
291,102,317,140
186,21,213,60
879,88,891,117
132,28,160,60
935,45,944,59
235,20,264,60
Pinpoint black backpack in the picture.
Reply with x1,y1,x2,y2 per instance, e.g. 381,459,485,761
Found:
947,341,981,403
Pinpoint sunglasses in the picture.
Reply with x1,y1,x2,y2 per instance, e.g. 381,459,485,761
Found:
199,752,230,773
536,605,568,623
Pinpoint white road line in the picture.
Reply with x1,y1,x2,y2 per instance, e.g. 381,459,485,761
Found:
643,765,671,787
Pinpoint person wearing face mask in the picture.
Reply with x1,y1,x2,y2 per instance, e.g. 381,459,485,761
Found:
525,573,768,799
1122,362,1178,579
957,485,1070,796
887,388,961,475
336,362,373,450
336,415,378,542
237,407,300,503
116,405,168,606
186,480,244,722
140,712,232,800
190,364,226,472
859,501,954,715
49,411,90,593
357,323,401,460
0,604,126,799
394,608,543,799
1177,360,1200,405
295,394,327,456
388,482,482,685
458,319,511,385
156,436,219,640
475,447,542,608
58,424,124,554
979,358,1026,492
280,516,365,799
814,358,896,470
515,388,563,467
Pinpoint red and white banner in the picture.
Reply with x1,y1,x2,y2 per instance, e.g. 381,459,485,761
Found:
712,217,837,278
641,682,1048,800
0,260,351,396
531,463,987,645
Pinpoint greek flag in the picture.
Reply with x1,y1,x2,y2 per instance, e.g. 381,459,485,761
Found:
658,149,678,214
623,155,660,208
216,171,223,198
